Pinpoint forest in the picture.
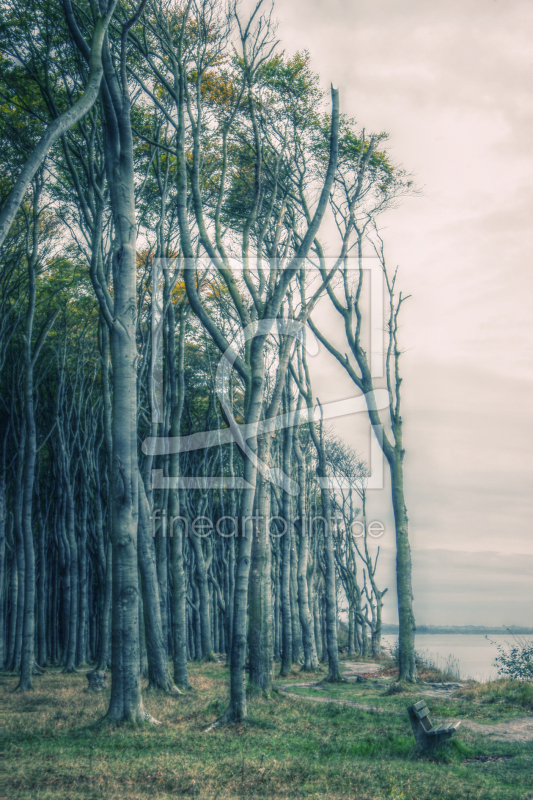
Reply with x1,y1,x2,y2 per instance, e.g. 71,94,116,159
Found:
0,0,419,726
5,3,533,798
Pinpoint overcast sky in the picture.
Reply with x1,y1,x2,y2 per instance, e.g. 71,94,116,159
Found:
245,0,533,625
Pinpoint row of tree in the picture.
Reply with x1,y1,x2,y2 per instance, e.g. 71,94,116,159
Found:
0,0,417,723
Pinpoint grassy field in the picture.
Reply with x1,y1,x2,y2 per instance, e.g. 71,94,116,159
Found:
4,660,533,800
281,677,533,722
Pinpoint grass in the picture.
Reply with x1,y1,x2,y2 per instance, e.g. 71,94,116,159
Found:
381,645,461,684
415,652,461,684
454,679,533,711
282,679,529,723
280,674,533,723
4,662,533,800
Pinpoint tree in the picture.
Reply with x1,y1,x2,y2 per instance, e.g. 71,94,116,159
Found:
309,211,417,680
0,0,118,250
135,0,340,719
0,0,412,721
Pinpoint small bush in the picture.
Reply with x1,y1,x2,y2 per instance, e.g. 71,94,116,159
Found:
491,635,533,681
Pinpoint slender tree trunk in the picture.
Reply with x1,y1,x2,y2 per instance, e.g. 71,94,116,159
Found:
97,540,112,671
313,591,322,662
139,592,148,679
279,422,293,677
0,474,6,669
290,523,303,665
96,318,113,672
272,538,281,662
249,461,274,692
188,530,214,662
100,19,151,720
18,183,49,689
36,494,47,667
10,428,25,673
77,487,88,666
138,478,177,692
293,419,319,671
322,508,340,678
155,498,169,655
6,547,18,670
164,295,189,687
389,453,416,680
62,474,78,673
348,607,355,657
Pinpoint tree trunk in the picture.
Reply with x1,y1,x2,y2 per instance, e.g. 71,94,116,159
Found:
155,500,169,655
62,473,78,673
279,425,293,677
0,474,6,669
18,184,50,689
389,453,416,680
188,527,214,662
170,490,188,687
167,298,189,688
100,18,151,721
97,540,112,671
36,493,47,667
313,591,322,662
76,487,88,666
10,429,25,673
293,422,319,671
6,547,18,670
96,318,112,672
249,462,274,692
290,523,303,665
138,477,177,692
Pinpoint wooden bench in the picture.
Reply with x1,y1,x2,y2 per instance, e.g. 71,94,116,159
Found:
407,700,461,751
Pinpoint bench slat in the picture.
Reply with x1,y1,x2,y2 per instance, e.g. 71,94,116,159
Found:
407,702,461,751
428,722,461,735
428,724,450,735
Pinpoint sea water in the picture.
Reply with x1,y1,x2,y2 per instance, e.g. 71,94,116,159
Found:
381,633,533,682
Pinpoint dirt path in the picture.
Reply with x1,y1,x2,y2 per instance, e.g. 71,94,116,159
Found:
460,717,533,744
278,685,387,715
277,662,533,743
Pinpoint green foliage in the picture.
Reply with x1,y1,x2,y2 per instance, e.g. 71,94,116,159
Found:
491,636,533,681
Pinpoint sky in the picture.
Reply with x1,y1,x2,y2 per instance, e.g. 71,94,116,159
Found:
242,0,533,625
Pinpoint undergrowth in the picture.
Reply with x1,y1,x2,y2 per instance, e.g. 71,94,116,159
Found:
4,663,533,800
385,643,461,683
455,679,533,711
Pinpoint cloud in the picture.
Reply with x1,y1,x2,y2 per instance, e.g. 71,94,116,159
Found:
378,547,533,627
238,0,532,625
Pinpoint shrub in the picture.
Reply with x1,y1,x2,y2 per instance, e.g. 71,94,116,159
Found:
491,635,533,681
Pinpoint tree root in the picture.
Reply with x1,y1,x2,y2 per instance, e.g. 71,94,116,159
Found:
203,705,243,732
143,710,162,725
146,681,183,695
